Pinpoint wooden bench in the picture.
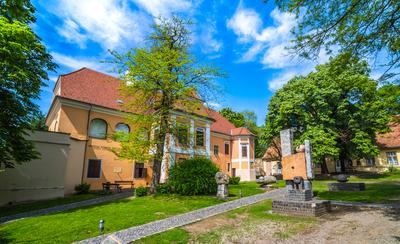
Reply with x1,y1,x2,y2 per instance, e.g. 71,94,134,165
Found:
102,182,120,192
114,181,135,190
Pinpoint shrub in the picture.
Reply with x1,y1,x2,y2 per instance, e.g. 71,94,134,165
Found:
135,186,148,197
74,183,91,194
156,183,173,194
169,157,219,195
229,176,240,185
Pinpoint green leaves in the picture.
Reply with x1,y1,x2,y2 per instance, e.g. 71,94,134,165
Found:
263,53,391,164
0,12,56,168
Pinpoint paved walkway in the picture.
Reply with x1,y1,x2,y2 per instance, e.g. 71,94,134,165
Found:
0,191,133,224
77,189,285,244
331,200,400,209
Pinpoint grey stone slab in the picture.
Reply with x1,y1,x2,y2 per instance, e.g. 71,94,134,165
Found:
0,191,133,224
76,189,285,244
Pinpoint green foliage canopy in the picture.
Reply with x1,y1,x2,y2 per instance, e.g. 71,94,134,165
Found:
273,0,400,80
263,53,391,165
111,16,224,191
0,1,56,168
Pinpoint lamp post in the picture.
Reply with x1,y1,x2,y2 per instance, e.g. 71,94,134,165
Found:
99,219,104,233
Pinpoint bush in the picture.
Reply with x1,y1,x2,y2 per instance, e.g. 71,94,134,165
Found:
169,157,219,195
156,183,173,194
135,186,148,197
229,176,240,185
74,183,91,194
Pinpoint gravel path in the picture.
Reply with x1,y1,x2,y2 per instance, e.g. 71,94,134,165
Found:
0,191,133,224
76,188,285,244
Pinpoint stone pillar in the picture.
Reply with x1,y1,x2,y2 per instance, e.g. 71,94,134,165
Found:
205,123,211,158
280,129,294,157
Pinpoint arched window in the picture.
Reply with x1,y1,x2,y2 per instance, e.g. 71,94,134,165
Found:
89,119,107,139
115,123,130,133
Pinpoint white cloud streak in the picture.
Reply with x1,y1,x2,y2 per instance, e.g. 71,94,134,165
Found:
48,0,151,50
227,3,331,91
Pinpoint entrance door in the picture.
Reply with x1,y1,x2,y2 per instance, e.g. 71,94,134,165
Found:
335,161,341,172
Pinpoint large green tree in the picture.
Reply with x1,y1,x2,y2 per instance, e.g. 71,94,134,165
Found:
263,53,390,173
272,0,400,80
111,17,224,192
0,0,56,168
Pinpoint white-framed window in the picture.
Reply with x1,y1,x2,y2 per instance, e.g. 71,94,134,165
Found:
177,124,189,145
224,142,230,155
115,123,130,133
89,119,107,139
387,152,398,165
366,158,375,166
87,159,101,178
195,127,205,146
241,143,248,158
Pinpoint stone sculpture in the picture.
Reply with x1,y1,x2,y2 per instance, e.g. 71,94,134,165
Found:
272,128,331,216
215,172,229,200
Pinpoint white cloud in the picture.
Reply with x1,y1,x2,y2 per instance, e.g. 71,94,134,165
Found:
132,0,193,17
48,0,150,50
205,101,222,109
199,19,223,55
226,5,262,43
51,52,108,72
227,4,333,91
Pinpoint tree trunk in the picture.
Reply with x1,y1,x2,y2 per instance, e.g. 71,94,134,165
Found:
149,105,170,194
321,157,329,174
339,151,346,173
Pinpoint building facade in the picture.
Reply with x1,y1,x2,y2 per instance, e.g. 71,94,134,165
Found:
46,68,256,192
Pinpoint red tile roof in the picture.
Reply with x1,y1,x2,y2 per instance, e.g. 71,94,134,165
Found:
231,127,255,136
206,109,236,135
56,68,253,137
262,138,281,161
377,121,400,149
58,67,123,110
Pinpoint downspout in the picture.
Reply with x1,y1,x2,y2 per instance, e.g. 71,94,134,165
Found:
81,105,93,183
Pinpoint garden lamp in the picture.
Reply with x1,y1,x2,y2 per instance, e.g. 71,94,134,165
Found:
99,219,104,233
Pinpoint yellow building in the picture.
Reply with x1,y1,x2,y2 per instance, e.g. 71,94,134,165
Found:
46,68,256,192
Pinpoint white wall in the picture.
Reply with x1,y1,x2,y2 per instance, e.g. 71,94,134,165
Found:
0,131,70,206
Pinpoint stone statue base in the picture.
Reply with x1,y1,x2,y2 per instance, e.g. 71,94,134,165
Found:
272,199,331,217
217,184,228,200
328,182,365,191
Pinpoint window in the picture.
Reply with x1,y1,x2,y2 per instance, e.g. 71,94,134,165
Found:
134,162,146,178
227,163,230,172
366,158,375,166
387,152,398,165
214,145,219,155
195,128,204,146
241,144,248,157
115,123,130,133
87,159,101,178
224,142,230,155
89,119,107,139
177,125,188,145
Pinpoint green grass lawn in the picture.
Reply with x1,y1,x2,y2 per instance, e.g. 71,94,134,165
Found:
0,182,264,243
312,171,400,203
135,200,315,243
0,192,104,218
275,171,400,203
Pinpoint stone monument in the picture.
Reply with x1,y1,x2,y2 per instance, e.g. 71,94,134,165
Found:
272,128,331,217
328,174,366,191
215,172,229,200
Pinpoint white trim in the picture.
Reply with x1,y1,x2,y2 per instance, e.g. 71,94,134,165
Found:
190,119,195,156
87,159,102,179
205,123,211,158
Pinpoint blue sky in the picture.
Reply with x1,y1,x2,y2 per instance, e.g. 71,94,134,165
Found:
31,0,366,125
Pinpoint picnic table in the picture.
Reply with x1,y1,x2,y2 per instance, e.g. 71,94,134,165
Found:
102,182,121,192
